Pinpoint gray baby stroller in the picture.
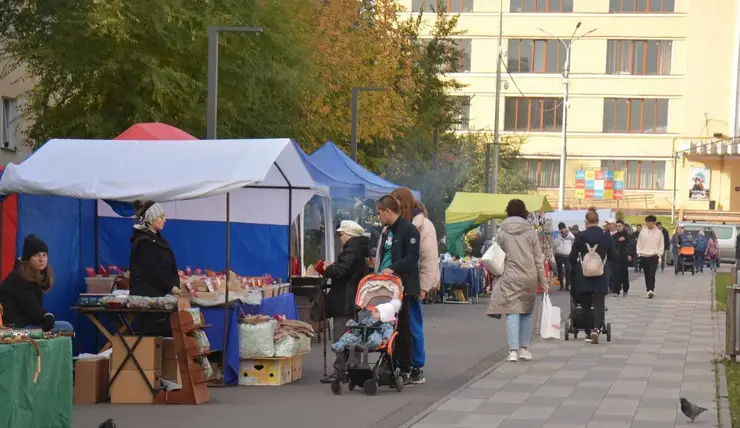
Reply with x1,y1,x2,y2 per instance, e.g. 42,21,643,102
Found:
675,244,696,275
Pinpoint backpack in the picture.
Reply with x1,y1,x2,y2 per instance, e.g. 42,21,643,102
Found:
581,243,606,277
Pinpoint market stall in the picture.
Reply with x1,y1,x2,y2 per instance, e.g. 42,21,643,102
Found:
445,192,554,257
0,137,320,391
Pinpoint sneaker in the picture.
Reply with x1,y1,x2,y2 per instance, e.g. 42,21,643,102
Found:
518,348,532,361
648,291,654,299
507,350,518,362
410,368,426,385
589,332,600,344
584,334,593,343
623,291,628,298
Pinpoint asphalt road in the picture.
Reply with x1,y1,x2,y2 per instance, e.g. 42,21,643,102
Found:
73,291,574,428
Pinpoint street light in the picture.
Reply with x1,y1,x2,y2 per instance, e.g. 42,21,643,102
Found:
350,86,388,161
536,23,596,211
206,26,263,139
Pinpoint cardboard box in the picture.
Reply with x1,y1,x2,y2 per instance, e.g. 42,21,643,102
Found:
74,358,110,404
111,336,162,372
110,369,161,404
290,356,303,382
162,358,181,384
239,358,292,386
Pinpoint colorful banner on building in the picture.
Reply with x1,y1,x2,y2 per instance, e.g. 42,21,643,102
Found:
688,168,710,200
574,170,624,200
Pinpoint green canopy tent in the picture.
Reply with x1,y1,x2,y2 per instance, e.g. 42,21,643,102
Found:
445,192,554,256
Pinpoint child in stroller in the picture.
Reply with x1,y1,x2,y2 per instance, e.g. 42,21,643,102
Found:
330,274,405,396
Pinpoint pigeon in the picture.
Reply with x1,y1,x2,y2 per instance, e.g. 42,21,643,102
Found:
680,397,708,422
98,419,116,428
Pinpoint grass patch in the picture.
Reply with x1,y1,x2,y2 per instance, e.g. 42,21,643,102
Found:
724,360,740,428
717,272,731,311
623,214,675,229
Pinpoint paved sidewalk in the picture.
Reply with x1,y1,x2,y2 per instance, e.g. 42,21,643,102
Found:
406,270,724,428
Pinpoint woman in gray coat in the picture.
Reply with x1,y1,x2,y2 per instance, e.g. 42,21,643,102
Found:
487,199,549,362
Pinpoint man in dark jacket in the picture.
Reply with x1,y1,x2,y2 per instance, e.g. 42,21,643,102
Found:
569,210,617,344
611,220,634,297
376,195,420,380
657,221,670,272
630,224,642,272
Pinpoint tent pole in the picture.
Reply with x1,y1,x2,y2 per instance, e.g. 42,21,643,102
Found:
94,201,99,270
221,192,231,386
273,163,293,281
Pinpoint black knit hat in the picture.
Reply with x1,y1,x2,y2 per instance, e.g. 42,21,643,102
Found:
22,234,49,261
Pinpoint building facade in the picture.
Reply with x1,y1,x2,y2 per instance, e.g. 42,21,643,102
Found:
401,0,740,212
0,58,32,165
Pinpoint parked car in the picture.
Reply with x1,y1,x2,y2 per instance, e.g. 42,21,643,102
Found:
666,222,738,265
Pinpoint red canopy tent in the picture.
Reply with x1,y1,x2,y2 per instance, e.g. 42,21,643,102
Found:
114,122,197,141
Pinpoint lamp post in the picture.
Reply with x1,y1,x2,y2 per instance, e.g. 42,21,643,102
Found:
487,0,504,195
537,23,596,211
206,26,263,139
350,86,388,161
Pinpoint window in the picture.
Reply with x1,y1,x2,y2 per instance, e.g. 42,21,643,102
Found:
504,97,563,132
446,38,472,72
507,39,570,73
510,0,573,12
452,96,471,130
602,98,668,133
609,0,674,12
600,160,666,189
1,98,18,149
411,0,475,12
606,40,672,75
519,159,560,187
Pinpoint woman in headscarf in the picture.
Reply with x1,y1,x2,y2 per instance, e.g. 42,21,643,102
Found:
129,200,181,298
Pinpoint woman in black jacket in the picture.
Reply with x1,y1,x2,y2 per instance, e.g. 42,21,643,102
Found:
0,234,73,331
129,200,181,298
320,220,370,382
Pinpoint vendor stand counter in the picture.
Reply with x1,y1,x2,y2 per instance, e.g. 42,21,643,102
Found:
72,306,175,402
0,336,73,428
199,293,298,385
440,263,484,304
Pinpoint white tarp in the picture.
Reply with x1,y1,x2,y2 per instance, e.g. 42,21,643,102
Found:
0,138,321,202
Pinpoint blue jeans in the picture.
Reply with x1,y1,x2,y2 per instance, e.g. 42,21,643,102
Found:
506,313,532,350
694,254,705,272
24,320,74,333
408,298,425,368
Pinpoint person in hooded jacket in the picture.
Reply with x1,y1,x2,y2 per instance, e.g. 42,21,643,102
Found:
486,199,548,363
128,200,181,335
569,208,616,344
0,234,73,332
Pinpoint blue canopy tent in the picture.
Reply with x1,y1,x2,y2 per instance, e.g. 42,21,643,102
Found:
308,141,420,199
294,142,364,198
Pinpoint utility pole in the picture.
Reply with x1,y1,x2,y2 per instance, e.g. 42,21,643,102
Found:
350,87,388,161
489,0,504,195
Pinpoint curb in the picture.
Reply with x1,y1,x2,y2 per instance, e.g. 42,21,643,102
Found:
716,362,733,428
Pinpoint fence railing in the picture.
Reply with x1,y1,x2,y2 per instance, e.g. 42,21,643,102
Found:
726,264,740,360
547,193,655,211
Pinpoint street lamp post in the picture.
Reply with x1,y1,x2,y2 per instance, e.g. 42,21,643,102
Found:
350,86,388,161
206,26,263,139
487,0,505,195
537,23,596,211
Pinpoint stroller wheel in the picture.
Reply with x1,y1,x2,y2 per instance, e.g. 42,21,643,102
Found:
395,374,404,392
331,379,343,395
606,323,612,342
348,381,355,391
363,379,378,396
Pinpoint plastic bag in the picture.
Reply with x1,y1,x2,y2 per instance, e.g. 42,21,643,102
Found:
274,335,300,358
239,320,276,358
185,308,202,327
297,334,311,354
539,294,561,340
481,240,505,276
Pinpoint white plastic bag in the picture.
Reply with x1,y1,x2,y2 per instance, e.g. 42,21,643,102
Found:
482,240,506,276
274,335,300,358
539,294,561,340
239,320,277,358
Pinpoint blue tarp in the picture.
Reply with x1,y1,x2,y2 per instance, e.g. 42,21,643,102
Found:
308,142,420,199
294,142,364,198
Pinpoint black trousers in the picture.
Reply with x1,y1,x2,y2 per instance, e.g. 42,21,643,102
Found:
394,295,414,372
555,255,571,289
611,260,630,294
577,292,606,334
640,255,659,292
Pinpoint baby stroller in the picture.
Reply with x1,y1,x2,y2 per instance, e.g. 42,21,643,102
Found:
564,265,611,342
330,274,404,396
675,245,696,275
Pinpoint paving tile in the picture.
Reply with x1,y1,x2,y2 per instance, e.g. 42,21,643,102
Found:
470,378,510,390
542,424,587,428
633,407,677,422
546,407,595,424
508,405,556,420
454,414,507,428
488,391,531,404
472,402,519,415
498,420,546,428
418,410,468,425
437,397,485,412
533,386,574,398
456,388,500,399
594,398,639,416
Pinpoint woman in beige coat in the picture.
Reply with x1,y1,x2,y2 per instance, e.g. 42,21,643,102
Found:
487,199,548,362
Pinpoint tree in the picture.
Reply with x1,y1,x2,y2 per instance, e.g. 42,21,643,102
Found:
0,0,327,147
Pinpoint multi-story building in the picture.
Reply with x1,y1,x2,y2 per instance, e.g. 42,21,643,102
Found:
0,58,32,165
400,0,740,212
